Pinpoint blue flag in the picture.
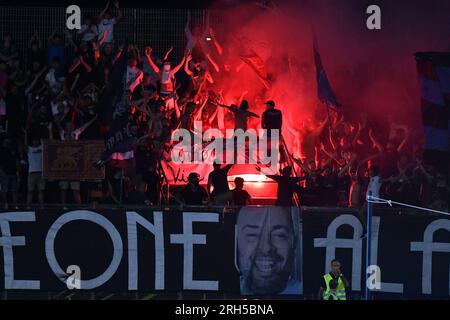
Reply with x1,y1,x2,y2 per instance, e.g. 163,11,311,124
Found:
313,36,340,109
415,52,450,166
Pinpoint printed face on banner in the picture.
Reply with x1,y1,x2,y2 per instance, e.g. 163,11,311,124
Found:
236,207,302,295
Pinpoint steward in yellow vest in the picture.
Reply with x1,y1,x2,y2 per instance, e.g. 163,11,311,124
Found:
323,279,345,300
318,259,350,300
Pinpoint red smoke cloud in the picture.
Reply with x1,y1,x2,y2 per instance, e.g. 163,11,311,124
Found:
205,0,450,156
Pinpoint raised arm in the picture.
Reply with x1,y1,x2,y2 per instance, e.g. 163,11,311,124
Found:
114,1,123,20
351,122,362,147
97,30,108,47
78,115,98,134
338,155,356,177
127,70,143,91
312,117,329,136
396,128,409,153
266,174,282,183
290,154,313,175
318,149,335,170
213,101,232,111
320,144,345,167
224,163,234,172
332,113,345,131
359,153,380,166
206,52,220,73
171,55,187,75
144,47,160,74
173,99,181,120
92,41,101,63
163,47,173,61
99,1,110,20
208,105,218,123
369,128,384,153
184,55,194,77
209,26,223,55
235,61,245,73
194,97,208,122
112,43,124,65
79,56,93,73
133,99,149,113
64,30,78,52
328,125,337,151
415,160,433,182
245,110,260,118
204,70,214,84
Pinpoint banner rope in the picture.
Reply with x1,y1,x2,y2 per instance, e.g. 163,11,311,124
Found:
367,195,450,216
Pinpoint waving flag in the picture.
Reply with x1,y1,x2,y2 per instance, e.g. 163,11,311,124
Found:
415,52,450,165
313,36,340,109
95,43,137,168
239,49,271,89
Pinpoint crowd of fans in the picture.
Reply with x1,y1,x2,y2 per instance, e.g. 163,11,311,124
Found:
0,2,449,211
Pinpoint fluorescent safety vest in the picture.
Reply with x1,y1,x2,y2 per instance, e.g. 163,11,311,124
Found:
323,274,347,300
323,291,340,300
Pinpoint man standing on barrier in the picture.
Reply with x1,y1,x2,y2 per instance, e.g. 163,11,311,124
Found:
207,160,234,205
261,100,282,159
318,259,349,300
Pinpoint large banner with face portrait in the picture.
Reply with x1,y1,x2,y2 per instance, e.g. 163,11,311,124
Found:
236,206,302,295
0,207,449,298
0,207,301,295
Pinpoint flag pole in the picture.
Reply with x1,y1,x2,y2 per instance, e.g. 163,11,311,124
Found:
365,191,373,300
324,101,333,138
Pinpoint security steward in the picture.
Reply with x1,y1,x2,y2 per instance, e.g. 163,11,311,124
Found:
323,279,341,300
318,259,349,300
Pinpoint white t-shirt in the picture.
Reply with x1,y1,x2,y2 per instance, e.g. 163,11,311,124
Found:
45,68,65,93
78,24,99,42
367,176,382,199
98,18,116,43
126,66,143,92
28,145,43,173
51,100,59,116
